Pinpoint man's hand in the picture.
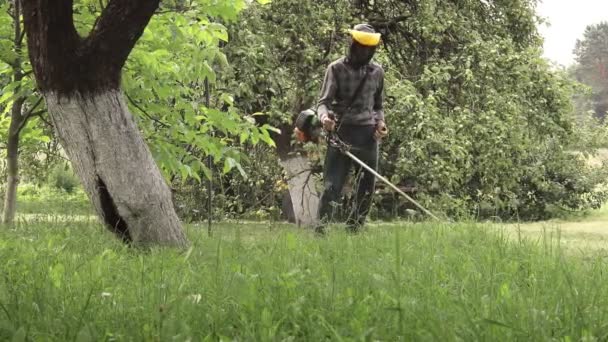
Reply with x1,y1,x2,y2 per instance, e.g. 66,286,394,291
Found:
374,120,388,140
322,117,336,132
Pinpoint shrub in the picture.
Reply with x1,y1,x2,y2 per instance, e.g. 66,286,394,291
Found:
48,163,79,193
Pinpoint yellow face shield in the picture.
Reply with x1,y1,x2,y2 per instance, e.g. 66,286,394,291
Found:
349,29,381,47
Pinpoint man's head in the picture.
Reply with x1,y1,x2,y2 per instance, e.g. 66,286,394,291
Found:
347,24,381,68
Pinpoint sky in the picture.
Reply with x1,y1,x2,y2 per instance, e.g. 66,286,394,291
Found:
536,0,608,67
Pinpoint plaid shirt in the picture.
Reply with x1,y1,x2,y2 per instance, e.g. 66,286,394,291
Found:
317,56,385,126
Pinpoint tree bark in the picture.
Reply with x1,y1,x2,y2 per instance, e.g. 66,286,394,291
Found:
45,91,187,246
279,156,320,227
21,0,188,247
2,99,25,225
2,0,25,225
272,104,320,228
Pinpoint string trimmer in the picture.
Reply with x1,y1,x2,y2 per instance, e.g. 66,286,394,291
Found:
294,109,441,221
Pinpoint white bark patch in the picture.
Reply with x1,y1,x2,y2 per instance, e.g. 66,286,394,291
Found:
44,90,187,247
280,156,320,227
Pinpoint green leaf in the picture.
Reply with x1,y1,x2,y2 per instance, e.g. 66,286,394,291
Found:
180,164,192,184
258,128,276,147
36,135,51,143
239,132,249,144
223,157,236,174
0,88,14,104
262,124,281,134
235,161,248,179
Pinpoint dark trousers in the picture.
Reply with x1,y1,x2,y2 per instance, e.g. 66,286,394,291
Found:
317,125,378,228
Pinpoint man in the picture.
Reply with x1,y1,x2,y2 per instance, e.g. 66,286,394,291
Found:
315,23,388,234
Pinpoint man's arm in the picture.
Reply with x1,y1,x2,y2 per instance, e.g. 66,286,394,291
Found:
373,68,385,123
373,68,388,140
317,64,337,122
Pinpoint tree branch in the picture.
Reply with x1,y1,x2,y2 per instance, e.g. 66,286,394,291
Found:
22,0,81,92
369,15,409,30
17,27,26,47
125,92,170,128
6,3,15,20
30,109,46,118
43,148,69,163
36,112,52,127
15,96,43,136
17,30,25,46
84,0,161,72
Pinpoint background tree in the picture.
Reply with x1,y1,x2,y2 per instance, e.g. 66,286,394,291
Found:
573,22,608,121
219,0,608,221
0,0,48,224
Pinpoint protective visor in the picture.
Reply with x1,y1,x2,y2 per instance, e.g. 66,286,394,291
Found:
349,29,381,47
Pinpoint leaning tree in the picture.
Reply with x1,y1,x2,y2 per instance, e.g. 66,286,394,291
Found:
21,0,187,247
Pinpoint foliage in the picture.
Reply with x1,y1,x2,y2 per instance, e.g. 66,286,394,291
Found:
2,219,608,340
173,145,286,222
122,0,278,183
215,0,608,221
379,41,605,220
222,0,350,124
15,0,279,187
372,1,608,220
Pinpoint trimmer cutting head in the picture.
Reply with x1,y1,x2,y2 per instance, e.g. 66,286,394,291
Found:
294,109,323,143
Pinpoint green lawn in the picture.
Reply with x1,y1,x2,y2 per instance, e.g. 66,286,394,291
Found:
1,217,608,341
498,205,608,254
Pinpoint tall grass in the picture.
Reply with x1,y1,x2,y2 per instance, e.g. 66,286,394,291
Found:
1,219,607,341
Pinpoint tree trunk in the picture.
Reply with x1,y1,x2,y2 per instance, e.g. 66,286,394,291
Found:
2,102,23,224
270,91,322,227
273,108,321,227
45,91,187,246
2,0,24,225
22,0,188,247
279,155,320,227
